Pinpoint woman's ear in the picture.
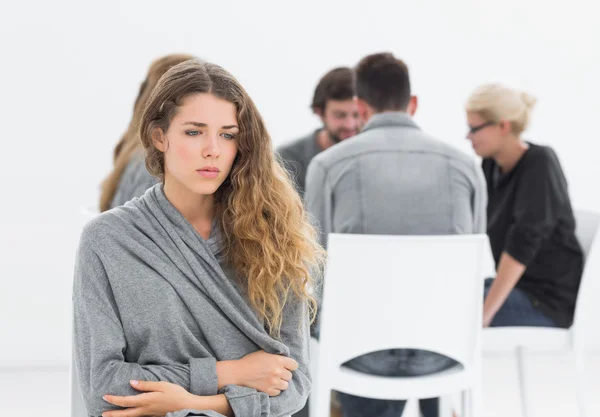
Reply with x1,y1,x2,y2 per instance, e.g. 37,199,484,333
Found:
152,128,167,152
499,120,512,136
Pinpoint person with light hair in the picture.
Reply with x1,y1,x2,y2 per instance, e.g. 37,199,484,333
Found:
99,54,197,212
74,60,324,417
465,83,583,329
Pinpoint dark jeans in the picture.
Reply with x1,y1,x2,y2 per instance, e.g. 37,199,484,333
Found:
338,394,438,417
336,349,455,417
483,278,557,327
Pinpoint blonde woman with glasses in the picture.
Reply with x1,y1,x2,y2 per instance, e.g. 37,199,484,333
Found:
466,83,583,329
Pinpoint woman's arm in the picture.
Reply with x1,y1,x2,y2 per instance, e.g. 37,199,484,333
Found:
483,252,526,326
74,229,218,416
103,381,234,417
102,351,299,417
155,296,311,417
219,295,312,417
189,394,233,417
484,150,565,325
217,351,297,395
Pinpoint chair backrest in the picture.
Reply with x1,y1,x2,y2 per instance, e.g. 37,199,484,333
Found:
572,209,600,334
71,206,100,416
318,233,487,372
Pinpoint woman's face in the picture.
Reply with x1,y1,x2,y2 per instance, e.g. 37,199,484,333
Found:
155,93,239,196
466,112,504,158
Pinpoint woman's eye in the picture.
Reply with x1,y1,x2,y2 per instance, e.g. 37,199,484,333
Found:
185,130,200,136
222,133,236,140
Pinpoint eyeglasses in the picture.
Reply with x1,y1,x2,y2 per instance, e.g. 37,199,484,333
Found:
468,121,495,135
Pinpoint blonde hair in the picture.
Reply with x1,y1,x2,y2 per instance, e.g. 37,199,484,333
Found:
99,53,195,212
466,83,537,135
139,60,325,337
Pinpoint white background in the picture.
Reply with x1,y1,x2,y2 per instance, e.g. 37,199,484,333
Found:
0,0,599,368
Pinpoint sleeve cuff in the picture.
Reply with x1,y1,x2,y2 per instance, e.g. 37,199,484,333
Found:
189,357,218,396
166,410,226,417
505,226,544,266
505,237,538,266
505,246,534,267
220,385,268,417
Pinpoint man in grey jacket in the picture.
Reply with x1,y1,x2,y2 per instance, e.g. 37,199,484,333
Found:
305,53,487,417
277,67,361,197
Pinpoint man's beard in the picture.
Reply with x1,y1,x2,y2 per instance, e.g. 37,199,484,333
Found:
327,129,357,144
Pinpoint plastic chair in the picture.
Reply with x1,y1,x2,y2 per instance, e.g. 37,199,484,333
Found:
483,209,600,417
311,233,488,417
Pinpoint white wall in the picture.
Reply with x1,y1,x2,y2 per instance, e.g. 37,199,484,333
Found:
1,0,599,368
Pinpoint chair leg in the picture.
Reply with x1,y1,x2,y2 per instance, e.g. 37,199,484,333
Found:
401,398,419,417
312,387,331,417
573,349,589,417
470,385,483,417
439,394,453,417
460,390,469,417
516,346,533,417
472,363,484,417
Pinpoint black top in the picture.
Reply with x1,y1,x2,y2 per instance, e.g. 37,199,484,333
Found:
482,143,583,328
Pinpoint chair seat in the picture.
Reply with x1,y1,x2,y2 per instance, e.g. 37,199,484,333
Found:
334,363,473,400
312,340,473,400
483,327,571,352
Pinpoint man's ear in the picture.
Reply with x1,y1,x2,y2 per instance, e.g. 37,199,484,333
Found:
313,106,325,124
407,96,418,116
356,98,371,124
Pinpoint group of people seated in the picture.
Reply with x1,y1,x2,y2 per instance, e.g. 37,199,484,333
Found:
74,52,583,417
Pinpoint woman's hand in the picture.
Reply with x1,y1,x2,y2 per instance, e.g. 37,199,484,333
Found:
483,252,528,328
236,350,298,396
483,308,495,328
102,380,193,417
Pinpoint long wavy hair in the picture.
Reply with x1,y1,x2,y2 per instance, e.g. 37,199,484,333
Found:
99,53,195,212
139,60,325,337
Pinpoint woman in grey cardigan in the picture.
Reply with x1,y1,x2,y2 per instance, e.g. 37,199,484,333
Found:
99,54,194,212
74,60,324,417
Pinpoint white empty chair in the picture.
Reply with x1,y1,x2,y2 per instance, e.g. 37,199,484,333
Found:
483,209,600,417
311,233,488,417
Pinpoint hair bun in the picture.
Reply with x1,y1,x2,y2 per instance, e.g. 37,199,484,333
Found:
520,91,537,109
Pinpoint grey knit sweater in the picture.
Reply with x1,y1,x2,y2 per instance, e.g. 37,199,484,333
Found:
110,152,158,209
73,184,310,417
